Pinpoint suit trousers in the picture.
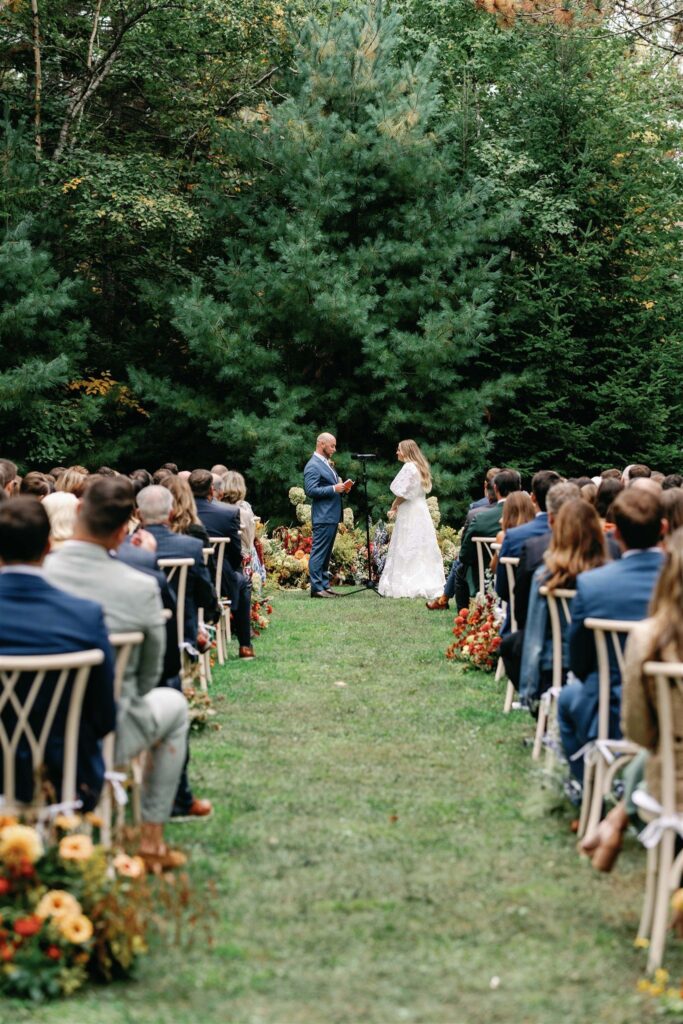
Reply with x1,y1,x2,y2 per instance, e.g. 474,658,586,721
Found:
309,522,339,593
233,576,252,647
557,680,587,783
115,688,189,822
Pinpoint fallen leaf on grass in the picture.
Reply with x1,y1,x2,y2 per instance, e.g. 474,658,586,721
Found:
333,681,347,687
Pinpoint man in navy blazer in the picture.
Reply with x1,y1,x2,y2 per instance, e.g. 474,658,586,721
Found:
0,498,116,810
303,433,353,598
136,485,219,650
558,488,665,780
189,469,253,656
495,470,561,604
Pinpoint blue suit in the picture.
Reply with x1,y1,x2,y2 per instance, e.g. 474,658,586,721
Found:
145,524,217,645
0,571,116,810
194,497,252,648
495,513,550,603
304,454,342,594
469,496,490,511
558,549,664,778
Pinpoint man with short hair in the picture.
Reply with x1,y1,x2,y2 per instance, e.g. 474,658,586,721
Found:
0,459,18,496
427,469,522,611
188,469,254,657
558,488,665,780
303,433,353,598
0,498,116,810
663,474,683,490
136,484,218,651
495,470,561,604
44,478,188,866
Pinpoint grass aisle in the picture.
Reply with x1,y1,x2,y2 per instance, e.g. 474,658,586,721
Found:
22,591,653,1024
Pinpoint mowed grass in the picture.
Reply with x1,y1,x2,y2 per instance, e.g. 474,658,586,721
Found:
16,590,659,1024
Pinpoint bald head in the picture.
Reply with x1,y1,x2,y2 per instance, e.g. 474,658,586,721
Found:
316,433,337,458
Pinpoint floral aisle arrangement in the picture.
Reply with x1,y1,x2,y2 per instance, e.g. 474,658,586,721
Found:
445,594,503,671
0,816,192,1000
251,598,273,636
262,488,459,589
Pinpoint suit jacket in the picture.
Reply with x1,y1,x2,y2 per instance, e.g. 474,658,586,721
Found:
303,455,343,526
458,501,504,569
194,497,246,608
469,496,491,511
45,542,166,752
496,514,550,602
0,570,116,810
145,524,217,642
117,540,180,682
568,549,665,741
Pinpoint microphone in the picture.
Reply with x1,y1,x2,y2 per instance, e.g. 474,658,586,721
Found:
352,453,377,460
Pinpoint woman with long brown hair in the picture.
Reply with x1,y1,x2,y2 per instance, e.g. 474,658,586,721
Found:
377,440,445,599
490,491,535,574
519,499,609,707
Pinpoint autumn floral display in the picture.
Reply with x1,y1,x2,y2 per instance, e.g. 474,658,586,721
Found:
0,816,182,1000
445,594,503,671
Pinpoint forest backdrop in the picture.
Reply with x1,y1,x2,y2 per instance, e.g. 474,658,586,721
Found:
1,0,682,518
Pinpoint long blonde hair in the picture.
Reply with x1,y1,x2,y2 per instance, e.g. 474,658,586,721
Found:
398,440,432,493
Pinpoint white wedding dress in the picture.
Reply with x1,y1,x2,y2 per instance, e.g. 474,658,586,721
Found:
378,461,445,600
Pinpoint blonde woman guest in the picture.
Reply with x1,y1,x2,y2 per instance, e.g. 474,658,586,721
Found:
490,491,534,574
163,476,211,547
55,465,89,497
378,440,445,600
42,490,79,548
222,471,257,557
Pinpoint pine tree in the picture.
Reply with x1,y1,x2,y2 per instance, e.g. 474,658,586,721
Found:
135,2,514,516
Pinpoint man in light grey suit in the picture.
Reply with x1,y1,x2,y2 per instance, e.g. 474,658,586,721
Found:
44,477,188,869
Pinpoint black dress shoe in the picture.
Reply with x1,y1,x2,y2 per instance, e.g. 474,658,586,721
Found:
311,591,332,598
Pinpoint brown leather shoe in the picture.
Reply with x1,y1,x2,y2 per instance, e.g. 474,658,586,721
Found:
311,591,333,598
171,798,213,822
426,595,450,610
239,646,255,659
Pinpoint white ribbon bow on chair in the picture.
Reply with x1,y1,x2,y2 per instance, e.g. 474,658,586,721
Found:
104,771,129,806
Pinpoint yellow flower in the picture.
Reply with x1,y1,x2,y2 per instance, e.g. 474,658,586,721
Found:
637,978,652,993
59,834,94,861
655,968,670,985
113,853,146,879
634,936,650,949
85,812,103,828
54,814,82,831
36,890,82,920
59,913,94,944
0,815,18,830
0,825,43,866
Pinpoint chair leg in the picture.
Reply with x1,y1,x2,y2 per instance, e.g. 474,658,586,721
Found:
577,757,595,839
216,614,225,666
98,786,112,849
533,699,549,761
585,758,606,838
198,652,208,693
647,830,676,974
637,844,659,945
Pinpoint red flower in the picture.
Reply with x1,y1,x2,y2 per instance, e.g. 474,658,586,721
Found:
45,945,61,960
0,943,14,962
0,878,10,895
14,915,42,938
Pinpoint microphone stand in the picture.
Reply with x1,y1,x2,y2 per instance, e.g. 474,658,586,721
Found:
339,454,382,597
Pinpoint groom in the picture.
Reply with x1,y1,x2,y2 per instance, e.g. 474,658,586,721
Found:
303,433,353,598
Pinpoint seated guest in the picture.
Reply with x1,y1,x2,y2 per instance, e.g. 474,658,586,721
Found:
558,489,665,781
489,491,534,575
0,498,116,810
20,472,52,498
189,469,254,659
212,474,226,501
129,469,153,495
96,466,118,477
583,528,683,871
519,499,607,706
0,459,18,497
161,463,179,475
496,470,561,604
595,477,623,532
222,471,258,559
469,467,501,511
662,488,683,533
44,478,189,867
211,464,229,477
42,490,79,548
136,485,218,650
55,466,89,497
622,463,651,484
663,474,683,490
427,468,521,611
580,482,597,506
152,468,174,485
601,468,622,481
164,476,211,547
49,466,66,481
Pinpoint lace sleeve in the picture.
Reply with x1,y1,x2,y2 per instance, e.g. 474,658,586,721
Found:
390,462,421,499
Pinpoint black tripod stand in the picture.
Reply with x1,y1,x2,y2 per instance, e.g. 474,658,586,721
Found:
340,453,382,597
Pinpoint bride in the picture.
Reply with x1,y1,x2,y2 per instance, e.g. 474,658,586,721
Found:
378,440,445,600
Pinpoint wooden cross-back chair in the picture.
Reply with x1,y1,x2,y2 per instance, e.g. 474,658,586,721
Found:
576,618,641,839
157,557,194,685
209,537,232,665
0,649,104,815
531,587,576,760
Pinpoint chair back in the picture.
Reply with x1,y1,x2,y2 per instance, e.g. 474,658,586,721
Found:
472,536,497,598
0,649,105,811
642,661,683,818
202,546,215,566
209,537,231,599
500,556,520,630
585,618,640,740
540,586,576,689
158,557,194,649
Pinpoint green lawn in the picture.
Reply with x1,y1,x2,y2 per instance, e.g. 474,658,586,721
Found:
15,590,661,1024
